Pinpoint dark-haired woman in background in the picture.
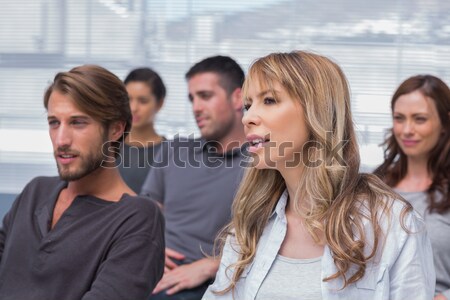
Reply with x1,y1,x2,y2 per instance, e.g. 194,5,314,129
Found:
118,67,166,193
375,74,450,300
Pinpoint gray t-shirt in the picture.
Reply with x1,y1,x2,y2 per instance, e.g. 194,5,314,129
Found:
118,140,164,194
256,255,323,300
141,138,246,263
397,190,450,298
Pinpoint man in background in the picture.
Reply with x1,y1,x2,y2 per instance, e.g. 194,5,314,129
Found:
142,56,247,299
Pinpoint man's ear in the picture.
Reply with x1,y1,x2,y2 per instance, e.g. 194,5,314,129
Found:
230,88,243,111
109,121,126,142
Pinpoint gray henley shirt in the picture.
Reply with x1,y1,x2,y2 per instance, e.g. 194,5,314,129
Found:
0,176,165,300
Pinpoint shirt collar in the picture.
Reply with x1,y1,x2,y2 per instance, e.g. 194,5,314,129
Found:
269,189,289,219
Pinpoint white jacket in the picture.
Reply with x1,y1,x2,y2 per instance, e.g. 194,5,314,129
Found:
203,190,435,300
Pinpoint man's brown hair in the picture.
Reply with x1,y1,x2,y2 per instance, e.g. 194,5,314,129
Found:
44,64,132,142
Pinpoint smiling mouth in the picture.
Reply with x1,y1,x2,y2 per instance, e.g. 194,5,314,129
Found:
402,140,419,146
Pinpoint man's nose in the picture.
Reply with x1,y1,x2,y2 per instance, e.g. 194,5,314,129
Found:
54,125,72,149
192,98,203,114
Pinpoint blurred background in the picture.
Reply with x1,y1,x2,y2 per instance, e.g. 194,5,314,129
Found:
1,0,450,202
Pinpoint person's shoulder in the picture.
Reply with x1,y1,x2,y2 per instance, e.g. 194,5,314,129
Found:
121,194,163,219
364,192,425,247
28,175,61,185
151,136,202,159
220,231,241,263
356,190,414,226
22,176,63,193
12,176,64,209
389,196,425,232
169,135,203,149
110,195,164,246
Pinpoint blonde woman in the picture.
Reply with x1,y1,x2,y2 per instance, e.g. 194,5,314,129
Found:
203,51,435,299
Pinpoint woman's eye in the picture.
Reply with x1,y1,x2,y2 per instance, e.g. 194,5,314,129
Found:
393,115,404,122
243,104,251,111
263,97,276,105
415,117,427,123
139,98,151,105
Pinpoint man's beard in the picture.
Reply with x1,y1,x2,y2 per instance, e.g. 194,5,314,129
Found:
56,136,110,181
57,149,104,181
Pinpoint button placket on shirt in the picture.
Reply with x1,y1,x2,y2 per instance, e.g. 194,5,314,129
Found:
247,216,287,299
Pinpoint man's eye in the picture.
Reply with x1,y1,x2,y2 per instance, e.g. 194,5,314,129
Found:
72,120,87,126
200,94,213,100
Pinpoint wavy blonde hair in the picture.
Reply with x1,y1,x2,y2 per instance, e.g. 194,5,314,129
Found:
216,51,410,294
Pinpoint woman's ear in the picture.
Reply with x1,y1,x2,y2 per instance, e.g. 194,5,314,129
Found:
156,98,165,113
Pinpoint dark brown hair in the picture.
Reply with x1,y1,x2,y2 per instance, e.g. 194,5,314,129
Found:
44,64,132,143
374,75,450,213
124,67,166,104
185,55,244,96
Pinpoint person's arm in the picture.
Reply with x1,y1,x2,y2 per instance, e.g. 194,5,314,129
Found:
0,192,24,262
435,292,449,300
153,257,219,295
202,235,241,300
389,209,436,300
0,208,12,260
81,202,165,300
0,209,11,261
443,290,450,300
140,141,168,209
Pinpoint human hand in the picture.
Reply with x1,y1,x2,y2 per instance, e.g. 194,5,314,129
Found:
434,294,447,300
164,247,185,273
153,258,218,295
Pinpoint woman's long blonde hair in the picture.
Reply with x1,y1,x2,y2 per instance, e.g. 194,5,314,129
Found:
216,51,410,293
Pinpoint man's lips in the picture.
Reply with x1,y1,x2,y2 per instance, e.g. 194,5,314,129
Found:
56,153,79,165
196,117,208,128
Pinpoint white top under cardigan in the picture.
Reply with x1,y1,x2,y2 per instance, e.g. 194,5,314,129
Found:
203,190,435,300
